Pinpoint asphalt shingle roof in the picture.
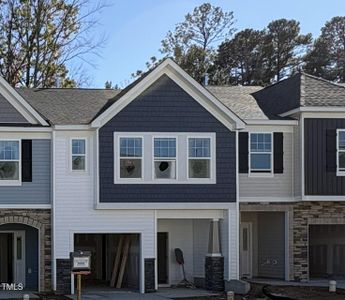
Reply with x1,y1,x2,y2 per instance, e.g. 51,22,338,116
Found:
16,88,121,125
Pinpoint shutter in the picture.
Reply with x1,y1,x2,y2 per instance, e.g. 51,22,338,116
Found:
274,132,284,174
326,129,337,172
22,140,32,182
239,132,249,173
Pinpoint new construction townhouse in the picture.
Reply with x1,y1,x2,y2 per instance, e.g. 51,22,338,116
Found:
0,58,344,295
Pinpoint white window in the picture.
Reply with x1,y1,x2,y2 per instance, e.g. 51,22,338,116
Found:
119,137,142,179
337,129,345,175
153,138,176,180
0,140,20,182
249,133,272,174
188,138,211,178
71,139,86,171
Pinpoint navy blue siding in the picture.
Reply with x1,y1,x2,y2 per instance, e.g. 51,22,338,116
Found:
99,75,236,203
305,118,345,195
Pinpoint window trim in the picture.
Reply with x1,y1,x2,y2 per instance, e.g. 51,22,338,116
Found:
337,129,345,176
187,135,216,183
152,136,178,182
0,139,22,186
115,135,144,183
70,138,87,172
248,132,274,177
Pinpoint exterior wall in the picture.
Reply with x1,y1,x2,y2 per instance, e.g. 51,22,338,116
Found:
293,125,301,197
0,209,51,291
304,118,345,195
292,201,345,281
0,139,51,204
192,219,209,279
157,219,194,284
0,94,28,123
239,132,293,199
53,130,156,293
99,75,236,203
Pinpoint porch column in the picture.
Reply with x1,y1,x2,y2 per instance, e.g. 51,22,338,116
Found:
205,219,224,291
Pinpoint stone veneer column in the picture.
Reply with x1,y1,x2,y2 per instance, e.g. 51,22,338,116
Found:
144,258,156,293
205,219,224,291
56,259,71,294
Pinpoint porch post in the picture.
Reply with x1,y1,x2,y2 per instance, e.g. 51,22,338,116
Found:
205,219,224,291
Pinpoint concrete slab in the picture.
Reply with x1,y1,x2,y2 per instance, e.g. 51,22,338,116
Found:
0,291,39,299
249,278,345,289
157,287,220,298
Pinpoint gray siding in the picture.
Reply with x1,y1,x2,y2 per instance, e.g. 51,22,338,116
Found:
239,132,293,199
0,139,51,204
257,212,285,279
99,75,236,203
0,94,28,123
304,118,345,195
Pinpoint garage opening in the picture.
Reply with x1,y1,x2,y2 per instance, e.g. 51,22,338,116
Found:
309,225,345,279
74,233,140,291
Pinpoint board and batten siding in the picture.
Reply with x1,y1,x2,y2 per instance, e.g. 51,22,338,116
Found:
0,139,50,204
304,118,345,195
0,94,28,123
239,132,293,199
54,131,155,260
98,75,236,203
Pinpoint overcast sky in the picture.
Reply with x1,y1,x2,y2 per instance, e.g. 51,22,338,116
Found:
79,0,345,88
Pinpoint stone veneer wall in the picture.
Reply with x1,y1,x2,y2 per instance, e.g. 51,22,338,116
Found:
0,209,51,291
293,201,345,281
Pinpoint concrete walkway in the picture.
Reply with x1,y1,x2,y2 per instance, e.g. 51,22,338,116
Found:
0,290,39,299
249,278,345,289
68,288,220,300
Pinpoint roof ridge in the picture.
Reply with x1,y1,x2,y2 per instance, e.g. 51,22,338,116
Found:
300,72,345,89
15,87,122,91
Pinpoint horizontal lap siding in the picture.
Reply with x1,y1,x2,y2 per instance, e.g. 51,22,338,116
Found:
239,133,293,198
0,94,28,123
99,75,236,203
0,139,50,204
54,132,155,259
305,118,345,195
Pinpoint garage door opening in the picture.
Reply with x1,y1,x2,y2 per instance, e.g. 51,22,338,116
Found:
74,233,140,291
309,225,345,279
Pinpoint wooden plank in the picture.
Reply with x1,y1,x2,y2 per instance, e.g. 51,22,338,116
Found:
110,235,124,287
116,235,131,288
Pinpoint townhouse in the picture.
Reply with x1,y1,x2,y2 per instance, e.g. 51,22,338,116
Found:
0,58,344,295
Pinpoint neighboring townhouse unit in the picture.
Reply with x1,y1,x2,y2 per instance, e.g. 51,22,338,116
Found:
231,73,345,282
0,77,51,292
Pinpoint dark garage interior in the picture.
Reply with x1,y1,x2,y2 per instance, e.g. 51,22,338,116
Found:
74,233,140,290
309,225,345,279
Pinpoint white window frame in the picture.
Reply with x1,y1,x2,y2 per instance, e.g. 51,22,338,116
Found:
152,136,178,182
187,135,216,183
115,135,144,183
337,129,345,176
70,138,87,172
0,139,21,186
248,132,274,177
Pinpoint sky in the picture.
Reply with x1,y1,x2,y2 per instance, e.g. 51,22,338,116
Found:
79,0,345,88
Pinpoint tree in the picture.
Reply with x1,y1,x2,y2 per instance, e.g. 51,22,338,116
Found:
0,0,106,87
262,19,312,83
216,29,265,85
304,16,345,82
104,80,119,89
134,3,235,83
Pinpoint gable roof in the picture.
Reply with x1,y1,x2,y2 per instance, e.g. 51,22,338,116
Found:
91,58,245,130
0,76,49,126
16,88,120,125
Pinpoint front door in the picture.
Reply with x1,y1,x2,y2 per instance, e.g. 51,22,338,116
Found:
240,222,252,279
157,232,168,284
0,233,13,283
13,231,25,286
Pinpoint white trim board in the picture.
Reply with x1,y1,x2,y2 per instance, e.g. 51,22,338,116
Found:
0,77,48,126
91,58,245,130
0,204,51,209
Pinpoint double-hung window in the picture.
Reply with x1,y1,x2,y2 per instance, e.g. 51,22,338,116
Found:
337,130,345,174
249,133,272,174
0,140,20,182
119,137,142,179
188,138,211,178
154,138,176,180
71,139,86,171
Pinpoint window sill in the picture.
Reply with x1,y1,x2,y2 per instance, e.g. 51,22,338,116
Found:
336,171,345,177
248,172,274,178
0,180,22,186
114,179,216,184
